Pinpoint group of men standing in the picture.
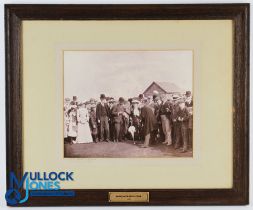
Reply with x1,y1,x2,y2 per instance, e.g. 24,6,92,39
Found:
64,91,193,153
95,94,130,143
152,91,193,152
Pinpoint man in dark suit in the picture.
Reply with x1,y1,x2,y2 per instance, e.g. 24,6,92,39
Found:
140,98,158,148
108,98,116,142
96,94,110,142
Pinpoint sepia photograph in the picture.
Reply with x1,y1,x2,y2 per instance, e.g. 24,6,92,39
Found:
63,50,193,158
5,4,249,206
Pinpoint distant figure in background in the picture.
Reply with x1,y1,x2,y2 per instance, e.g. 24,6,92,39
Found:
152,90,159,99
96,94,110,142
140,98,157,148
138,94,144,101
185,91,193,107
70,96,78,106
76,102,93,144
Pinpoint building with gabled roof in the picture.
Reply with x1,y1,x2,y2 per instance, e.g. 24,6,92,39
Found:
143,81,184,97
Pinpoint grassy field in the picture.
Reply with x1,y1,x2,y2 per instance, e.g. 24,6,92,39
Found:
64,140,192,158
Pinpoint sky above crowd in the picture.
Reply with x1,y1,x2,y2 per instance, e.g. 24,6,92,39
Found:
64,50,193,102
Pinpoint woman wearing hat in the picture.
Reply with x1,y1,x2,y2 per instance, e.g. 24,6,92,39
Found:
67,106,78,144
76,102,93,144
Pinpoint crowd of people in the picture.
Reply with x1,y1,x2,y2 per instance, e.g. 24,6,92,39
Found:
64,90,193,153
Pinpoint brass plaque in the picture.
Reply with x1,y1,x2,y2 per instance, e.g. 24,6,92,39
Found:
109,192,149,202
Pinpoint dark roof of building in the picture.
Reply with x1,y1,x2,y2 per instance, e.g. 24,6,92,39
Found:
144,81,184,94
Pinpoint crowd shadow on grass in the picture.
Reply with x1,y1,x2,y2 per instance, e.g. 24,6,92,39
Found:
64,139,193,158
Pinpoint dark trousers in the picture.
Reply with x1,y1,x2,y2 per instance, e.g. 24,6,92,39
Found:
174,123,188,151
99,116,110,141
188,128,193,149
114,121,123,142
157,122,164,142
132,117,141,141
123,118,129,139
109,119,114,141
68,136,76,144
143,131,156,146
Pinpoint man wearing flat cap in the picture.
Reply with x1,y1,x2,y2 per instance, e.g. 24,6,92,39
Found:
173,100,190,153
111,97,125,142
96,94,110,142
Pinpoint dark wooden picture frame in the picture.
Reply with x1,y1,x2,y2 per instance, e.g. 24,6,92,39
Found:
5,4,249,206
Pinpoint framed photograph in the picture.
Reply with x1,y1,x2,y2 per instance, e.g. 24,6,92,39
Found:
5,4,249,206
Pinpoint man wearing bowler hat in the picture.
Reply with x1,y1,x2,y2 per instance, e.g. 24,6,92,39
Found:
96,94,110,142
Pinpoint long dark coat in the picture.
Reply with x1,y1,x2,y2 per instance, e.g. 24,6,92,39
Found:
111,104,124,123
141,105,157,136
96,103,110,120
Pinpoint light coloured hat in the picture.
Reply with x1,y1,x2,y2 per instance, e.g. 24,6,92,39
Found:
167,95,173,101
132,99,140,104
109,98,116,103
177,99,185,105
141,97,148,104
153,90,159,96
78,101,85,106
90,103,96,108
70,104,77,109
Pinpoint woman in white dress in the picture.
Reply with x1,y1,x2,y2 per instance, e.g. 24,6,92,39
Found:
68,106,78,144
64,98,71,142
76,102,93,143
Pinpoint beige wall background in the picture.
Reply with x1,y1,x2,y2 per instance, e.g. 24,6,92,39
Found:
22,20,233,189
